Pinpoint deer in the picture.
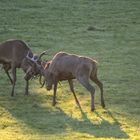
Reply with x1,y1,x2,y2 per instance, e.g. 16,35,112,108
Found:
26,51,105,111
0,39,47,96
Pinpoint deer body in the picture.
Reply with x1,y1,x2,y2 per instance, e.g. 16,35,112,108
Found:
0,39,32,96
44,52,105,111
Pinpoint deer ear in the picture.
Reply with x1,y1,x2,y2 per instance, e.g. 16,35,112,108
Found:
41,61,47,68
44,62,50,70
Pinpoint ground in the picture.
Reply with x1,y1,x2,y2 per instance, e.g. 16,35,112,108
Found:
0,0,140,140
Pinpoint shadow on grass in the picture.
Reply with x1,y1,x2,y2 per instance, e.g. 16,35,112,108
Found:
70,107,129,139
0,93,129,139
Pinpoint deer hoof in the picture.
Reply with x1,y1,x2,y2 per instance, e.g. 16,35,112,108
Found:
52,101,57,106
91,107,95,112
101,103,105,108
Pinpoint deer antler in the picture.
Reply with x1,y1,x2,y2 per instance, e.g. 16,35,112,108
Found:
38,50,48,61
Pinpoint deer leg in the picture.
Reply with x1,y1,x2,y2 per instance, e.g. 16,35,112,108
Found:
11,67,16,96
77,76,95,111
25,80,29,95
94,79,105,108
4,69,13,84
90,73,105,108
68,79,81,107
52,81,58,106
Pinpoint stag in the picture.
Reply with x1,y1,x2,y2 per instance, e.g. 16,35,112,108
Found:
26,52,105,111
0,39,47,96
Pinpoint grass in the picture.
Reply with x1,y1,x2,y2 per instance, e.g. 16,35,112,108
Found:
0,0,140,139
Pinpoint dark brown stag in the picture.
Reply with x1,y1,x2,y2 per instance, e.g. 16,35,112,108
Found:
26,52,105,111
0,39,46,96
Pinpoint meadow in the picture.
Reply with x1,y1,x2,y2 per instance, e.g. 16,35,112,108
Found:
0,0,140,139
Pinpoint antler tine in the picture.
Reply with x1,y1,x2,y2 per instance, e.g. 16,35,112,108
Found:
38,50,48,61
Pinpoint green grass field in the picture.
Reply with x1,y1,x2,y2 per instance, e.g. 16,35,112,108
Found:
0,0,140,139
